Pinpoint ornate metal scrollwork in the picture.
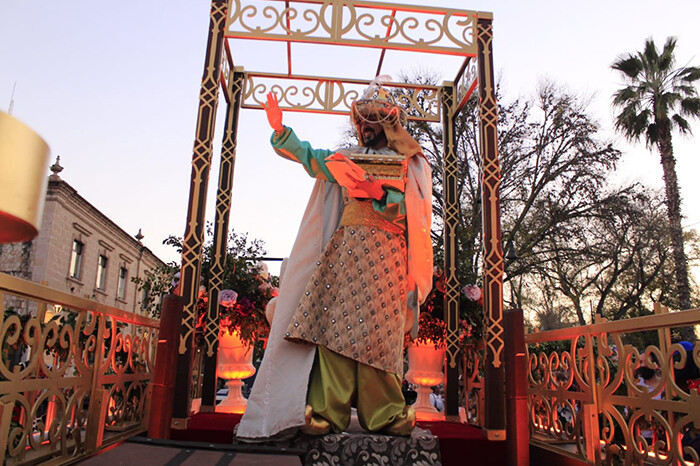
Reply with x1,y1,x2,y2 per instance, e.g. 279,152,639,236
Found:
526,309,700,465
462,349,485,426
241,73,441,122
454,57,478,112
226,0,478,56
0,275,158,464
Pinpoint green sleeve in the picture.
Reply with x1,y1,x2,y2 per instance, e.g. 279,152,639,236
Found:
270,127,405,224
371,187,406,225
270,127,336,182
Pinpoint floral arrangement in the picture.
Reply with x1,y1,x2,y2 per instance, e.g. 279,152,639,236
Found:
407,266,483,352
459,283,483,354
215,261,277,346
411,312,447,349
462,284,482,302
136,229,278,348
189,260,276,348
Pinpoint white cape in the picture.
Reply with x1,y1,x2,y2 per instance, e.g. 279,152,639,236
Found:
236,181,342,441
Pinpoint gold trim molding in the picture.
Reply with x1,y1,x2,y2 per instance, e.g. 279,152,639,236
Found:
241,72,441,122
226,0,478,56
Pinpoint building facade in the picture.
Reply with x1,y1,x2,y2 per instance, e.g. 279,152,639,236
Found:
0,159,166,316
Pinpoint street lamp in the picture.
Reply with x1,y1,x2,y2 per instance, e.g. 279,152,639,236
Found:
504,232,518,261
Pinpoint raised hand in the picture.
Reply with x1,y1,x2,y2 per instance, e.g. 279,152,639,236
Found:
262,92,284,132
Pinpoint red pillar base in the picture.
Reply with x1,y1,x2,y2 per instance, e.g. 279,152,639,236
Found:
147,295,184,439
505,309,529,466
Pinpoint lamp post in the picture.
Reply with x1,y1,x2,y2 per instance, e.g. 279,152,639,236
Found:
502,230,522,311
504,233,518,262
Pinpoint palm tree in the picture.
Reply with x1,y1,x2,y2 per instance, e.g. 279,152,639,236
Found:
611,37,700,313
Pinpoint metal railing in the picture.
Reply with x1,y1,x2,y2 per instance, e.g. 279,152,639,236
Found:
525,304,700,465
462,347,486,426
0,273,159,465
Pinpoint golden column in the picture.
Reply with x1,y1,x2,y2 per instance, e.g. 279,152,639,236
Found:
200,70,245,412
172,0,230,428
440,83,461,419
477,15,506,439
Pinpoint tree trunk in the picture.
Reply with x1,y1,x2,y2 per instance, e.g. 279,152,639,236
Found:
656,119,694,338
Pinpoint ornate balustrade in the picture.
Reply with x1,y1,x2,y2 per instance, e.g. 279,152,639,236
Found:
239,72,442,121
462,346,486,427
525,305,700,465
0,273,159,465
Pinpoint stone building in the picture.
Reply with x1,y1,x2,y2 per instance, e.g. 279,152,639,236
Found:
0,158,166,315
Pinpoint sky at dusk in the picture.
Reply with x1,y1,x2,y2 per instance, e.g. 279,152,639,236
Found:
2,1,699,276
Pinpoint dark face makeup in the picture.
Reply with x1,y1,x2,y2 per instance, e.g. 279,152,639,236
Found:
361,120,386,148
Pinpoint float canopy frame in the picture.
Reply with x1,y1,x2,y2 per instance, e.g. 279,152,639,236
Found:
172,0,505,436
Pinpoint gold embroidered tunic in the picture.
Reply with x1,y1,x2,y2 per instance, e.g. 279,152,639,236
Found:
272,127,408,375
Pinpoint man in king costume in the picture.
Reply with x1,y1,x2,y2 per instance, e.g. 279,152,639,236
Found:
236,77,433,440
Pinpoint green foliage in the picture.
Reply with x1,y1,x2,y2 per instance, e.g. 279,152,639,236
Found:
409,312,447,350
529,186,700,327
612,37,700,147
612,37,700,319
216,259,276,346
163,226,275,347
131,262,178,319
526,339,575,358
407,267,482,353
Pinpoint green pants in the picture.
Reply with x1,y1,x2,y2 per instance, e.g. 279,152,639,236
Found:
307,346,411,433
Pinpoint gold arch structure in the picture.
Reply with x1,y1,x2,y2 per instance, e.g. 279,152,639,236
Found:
172,0,505,439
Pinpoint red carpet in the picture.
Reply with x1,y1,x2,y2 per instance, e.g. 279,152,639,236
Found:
168,413,505,465
417,420,506,466
169,412,242,444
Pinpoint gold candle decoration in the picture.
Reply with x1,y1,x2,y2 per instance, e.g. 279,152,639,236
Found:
0,111,50,243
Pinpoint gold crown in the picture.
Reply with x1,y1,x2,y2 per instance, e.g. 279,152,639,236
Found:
351,77,407,130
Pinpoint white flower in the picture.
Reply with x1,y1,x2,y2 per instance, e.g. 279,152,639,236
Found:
255,261,269,280
219,289,238,307
462,285,482,302
171,272,180,288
